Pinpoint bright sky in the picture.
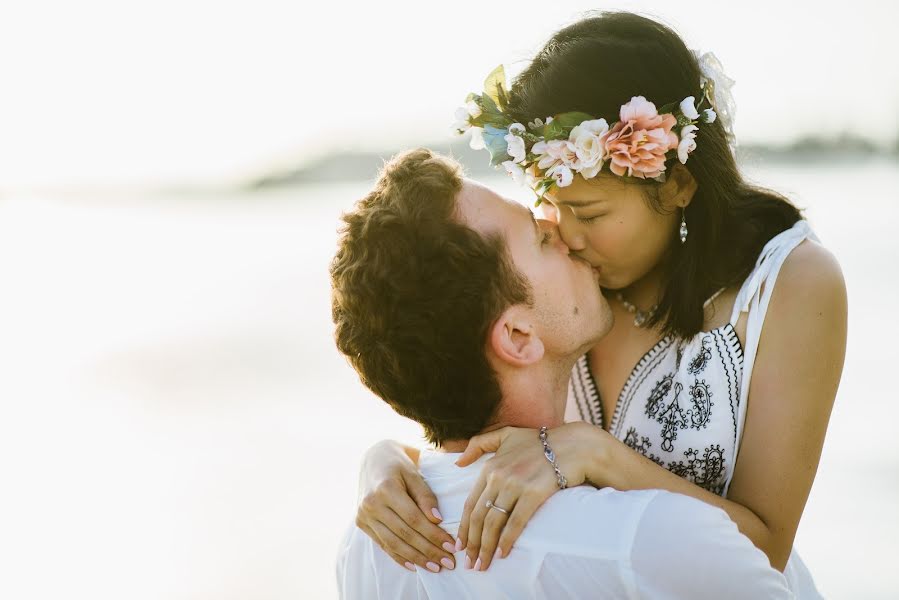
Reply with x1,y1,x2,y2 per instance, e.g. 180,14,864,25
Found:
1,0,896,189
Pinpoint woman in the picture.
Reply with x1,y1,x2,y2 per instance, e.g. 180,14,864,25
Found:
355,12,846,597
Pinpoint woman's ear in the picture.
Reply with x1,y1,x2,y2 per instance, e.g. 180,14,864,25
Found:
488,308,544,367
660,162,698,210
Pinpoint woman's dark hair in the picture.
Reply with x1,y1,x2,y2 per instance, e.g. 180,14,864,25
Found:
507,11,802,339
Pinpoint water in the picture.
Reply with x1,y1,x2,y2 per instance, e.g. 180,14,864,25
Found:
0,160,897,599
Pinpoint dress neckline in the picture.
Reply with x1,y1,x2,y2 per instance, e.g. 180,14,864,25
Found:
584,321,743,433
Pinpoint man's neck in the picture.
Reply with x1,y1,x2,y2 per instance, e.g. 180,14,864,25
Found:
438,356,574,453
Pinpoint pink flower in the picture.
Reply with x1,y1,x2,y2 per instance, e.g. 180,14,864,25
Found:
601,96,679,179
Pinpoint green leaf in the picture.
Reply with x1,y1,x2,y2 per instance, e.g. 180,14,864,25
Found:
479,92,501,116
470,113,511,129
657,101,678,115
483,65,508,110
543,111,596,140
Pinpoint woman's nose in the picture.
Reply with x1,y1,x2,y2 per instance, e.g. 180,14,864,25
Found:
558,215,586,252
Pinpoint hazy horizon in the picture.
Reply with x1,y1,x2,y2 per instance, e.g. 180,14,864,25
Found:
1,0,897,189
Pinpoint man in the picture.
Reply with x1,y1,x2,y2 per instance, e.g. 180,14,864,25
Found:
330,149,793,598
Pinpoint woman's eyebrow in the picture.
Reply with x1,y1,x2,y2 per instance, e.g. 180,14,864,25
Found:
555,197,606,208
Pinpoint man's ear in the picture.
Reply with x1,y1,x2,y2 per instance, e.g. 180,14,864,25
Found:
488,307,544,367
660,162,698,210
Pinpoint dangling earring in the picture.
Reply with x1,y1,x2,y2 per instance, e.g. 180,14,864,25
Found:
680,209,689,244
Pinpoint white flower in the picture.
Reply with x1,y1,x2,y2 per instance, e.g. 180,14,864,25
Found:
508,122,526,135
569,118,609,178
528,118,545,130
547,164,573,187
466,99,483,119
533,140,557,170
533,139,579,170
452,107,471,134
469,127,486,150
703,108,717,123
679,96,700,121
677,124,699,164
505,131,526,164
502,160,526,184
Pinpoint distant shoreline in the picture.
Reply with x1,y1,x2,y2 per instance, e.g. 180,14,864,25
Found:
249,136,899,189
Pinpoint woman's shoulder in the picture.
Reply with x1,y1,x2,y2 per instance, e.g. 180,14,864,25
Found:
764,237,847,339
777,237,845,301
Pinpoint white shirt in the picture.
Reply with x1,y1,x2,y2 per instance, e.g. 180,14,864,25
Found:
336,449,793,599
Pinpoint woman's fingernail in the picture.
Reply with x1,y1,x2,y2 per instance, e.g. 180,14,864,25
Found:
464,555,472,569
431,508,442,521
474,557,482,571
440,557,455,570
404,562,416,572
495,548,503,559
455,538,464,552
426,561,440,573
441,541,454,553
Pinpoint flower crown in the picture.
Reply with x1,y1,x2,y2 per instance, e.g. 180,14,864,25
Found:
453,63,723,205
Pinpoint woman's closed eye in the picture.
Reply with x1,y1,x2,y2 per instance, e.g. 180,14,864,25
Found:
575,213,605,224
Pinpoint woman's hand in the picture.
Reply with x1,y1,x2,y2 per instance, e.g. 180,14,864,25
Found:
356,440,458,572
455,422,608,571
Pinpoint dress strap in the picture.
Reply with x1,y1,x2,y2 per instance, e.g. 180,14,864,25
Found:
728,220,818,326
721,220,819,497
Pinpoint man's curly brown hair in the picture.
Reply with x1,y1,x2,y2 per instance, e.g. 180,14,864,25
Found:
330,148,532,445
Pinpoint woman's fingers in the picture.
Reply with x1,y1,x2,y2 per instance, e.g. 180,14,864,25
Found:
464,483,497,569
455,428,509,467
475,488,518,571
367,520,431,572
402,469,444,524
392,476,457,550
358,479,456,570
457,467,490,551
379,508,456,571
495,492,546,559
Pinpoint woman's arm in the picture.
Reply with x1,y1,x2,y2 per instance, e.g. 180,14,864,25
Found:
458,241,847,572
720,240,847,569
355,440,458,571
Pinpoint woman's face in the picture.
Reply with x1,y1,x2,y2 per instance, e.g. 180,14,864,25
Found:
540,173,681,291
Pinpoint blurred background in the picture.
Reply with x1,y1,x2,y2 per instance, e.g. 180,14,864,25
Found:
1,0,897,598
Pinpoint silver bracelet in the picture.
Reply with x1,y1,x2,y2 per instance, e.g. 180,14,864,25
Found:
539,426,568,490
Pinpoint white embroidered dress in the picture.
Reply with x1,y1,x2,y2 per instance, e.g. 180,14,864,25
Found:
567,220,822,598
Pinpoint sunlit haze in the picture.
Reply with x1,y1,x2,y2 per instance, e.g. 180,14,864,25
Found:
1,0,896,188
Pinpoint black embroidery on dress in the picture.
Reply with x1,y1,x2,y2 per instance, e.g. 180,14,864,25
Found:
623,427,664,466
657,382,687,452
712,327,742,446
687,335,713,375
645,374,674,419
667,444,727,494
686,379,713,429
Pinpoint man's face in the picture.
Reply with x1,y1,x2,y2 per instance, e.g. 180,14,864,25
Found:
456,180,613,358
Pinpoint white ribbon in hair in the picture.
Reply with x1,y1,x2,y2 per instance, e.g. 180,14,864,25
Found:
693,51,737,151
